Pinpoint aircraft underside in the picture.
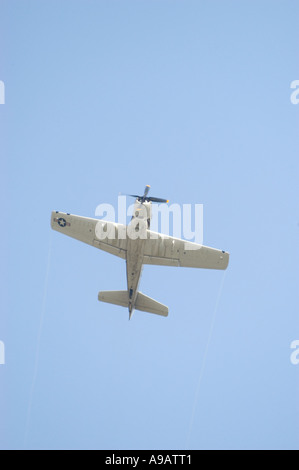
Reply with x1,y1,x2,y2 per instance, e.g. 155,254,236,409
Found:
51,186,229,319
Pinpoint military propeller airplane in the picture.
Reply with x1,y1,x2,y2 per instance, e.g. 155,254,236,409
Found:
51,185,229,319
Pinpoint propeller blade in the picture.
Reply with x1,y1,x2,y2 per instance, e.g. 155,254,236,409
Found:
143,185,151,198
127,187,168,204
147,197,169,203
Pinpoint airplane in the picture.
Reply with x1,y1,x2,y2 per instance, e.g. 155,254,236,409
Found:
51,185,229,319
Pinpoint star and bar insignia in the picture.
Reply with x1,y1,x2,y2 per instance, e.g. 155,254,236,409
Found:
54,217,71,228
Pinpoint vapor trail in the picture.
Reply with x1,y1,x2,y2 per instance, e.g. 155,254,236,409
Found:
23,234,52,449
185,270,227,449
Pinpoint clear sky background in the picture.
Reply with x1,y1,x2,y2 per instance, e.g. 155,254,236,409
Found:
0,0,298,450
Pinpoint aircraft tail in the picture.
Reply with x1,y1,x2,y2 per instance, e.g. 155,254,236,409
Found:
98,290,128,308
135,292,168,317
98,290,168,317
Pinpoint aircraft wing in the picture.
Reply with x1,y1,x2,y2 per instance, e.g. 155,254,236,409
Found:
51,211,127,259
143,231,229,270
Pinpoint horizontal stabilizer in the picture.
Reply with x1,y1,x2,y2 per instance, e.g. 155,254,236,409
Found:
135,292,168,317
98,290,128,307
98,290,168,317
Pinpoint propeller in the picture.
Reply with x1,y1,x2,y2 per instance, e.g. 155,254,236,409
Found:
129,185,169,204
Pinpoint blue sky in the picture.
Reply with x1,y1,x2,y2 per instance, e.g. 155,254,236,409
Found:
0,0,298,450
